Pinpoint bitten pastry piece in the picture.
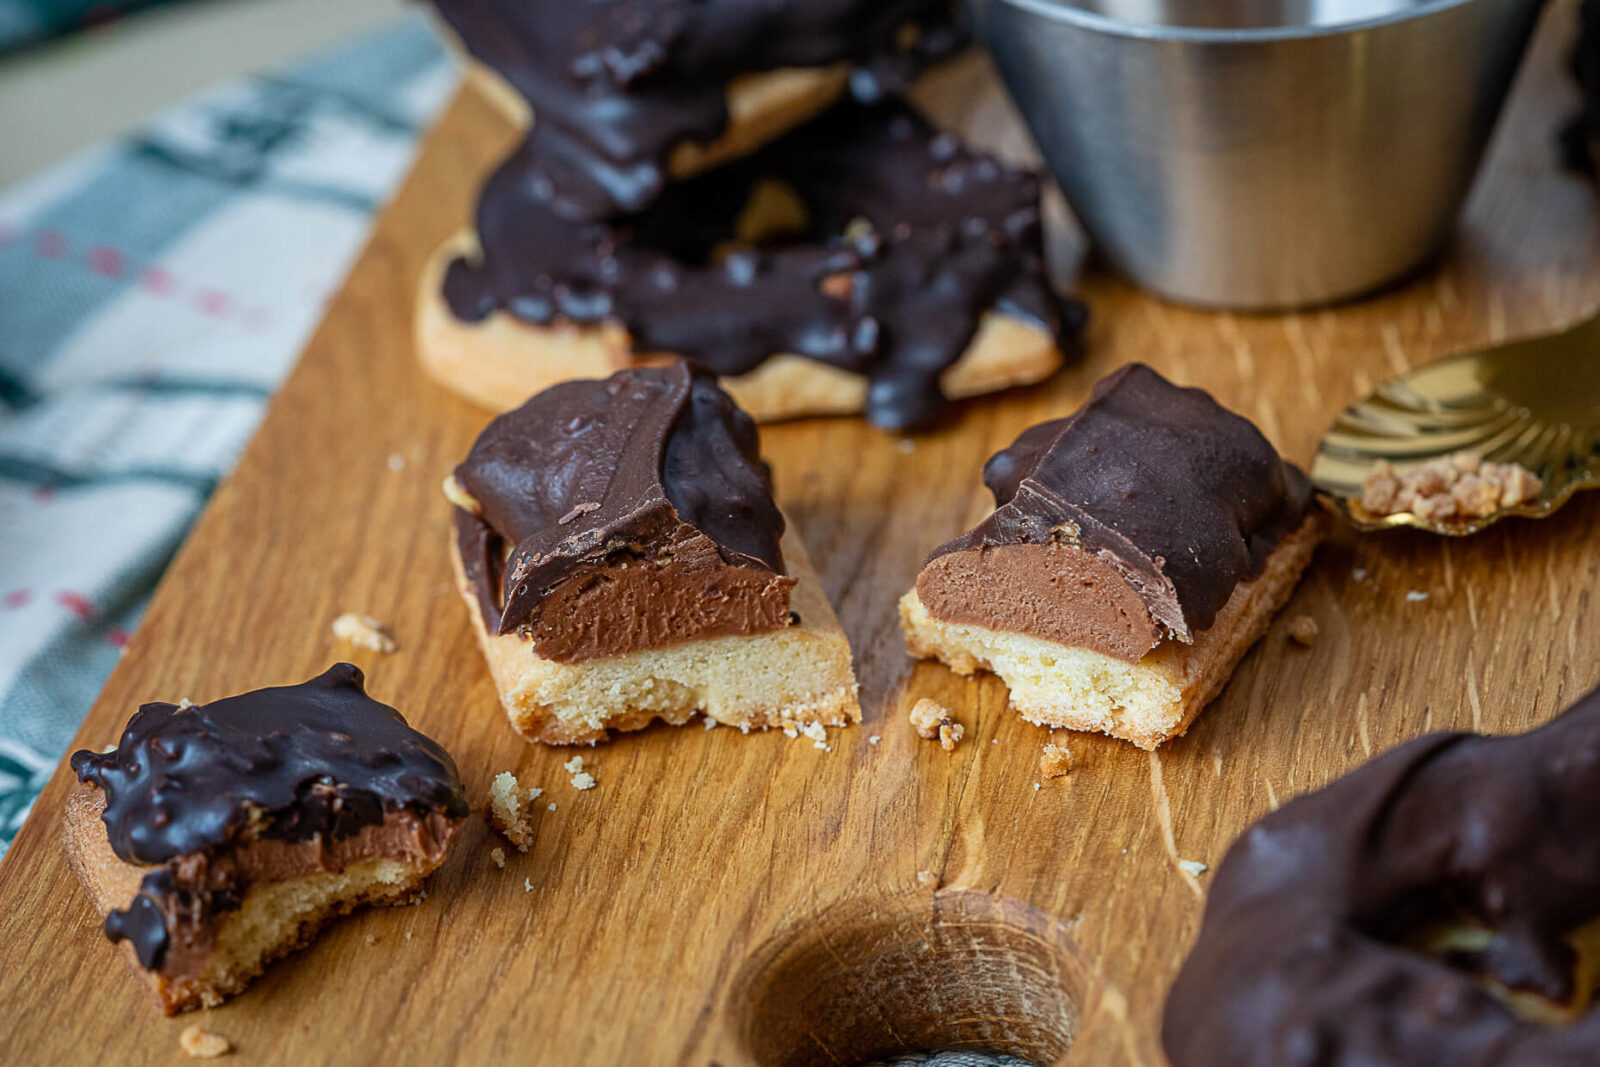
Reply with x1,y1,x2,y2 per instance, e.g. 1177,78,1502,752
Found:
900,363,1327,749
449,360,859,744
1165,685,1600,1066
64,665,469,1014
429,0,967,219
423,100,1079,431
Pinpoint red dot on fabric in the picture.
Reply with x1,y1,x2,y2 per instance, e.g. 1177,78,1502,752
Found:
56,591,96,620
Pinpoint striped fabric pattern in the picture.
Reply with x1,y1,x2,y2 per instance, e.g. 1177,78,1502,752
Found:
0,16,452,857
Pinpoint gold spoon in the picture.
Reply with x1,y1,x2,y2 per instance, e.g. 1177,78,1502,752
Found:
1310,310,1600,535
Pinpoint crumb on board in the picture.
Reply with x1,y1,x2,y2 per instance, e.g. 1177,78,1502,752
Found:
548,802,557,812
703,716,718,730
1040,743,1073,778
488,771,536,852
331,613,397,654
490,847,506,869
1355,452,1542,524
800,721,828,743
563,756,585,774
179,1025,232,1059
1178,859,1209,878
571,771,597,790
868,735,881,745
938,721,965,752
386,452,405,472
916,870,939,888
1288,615,1319,647
524,877,534,893
1406,590,1430,603
364,933,378,946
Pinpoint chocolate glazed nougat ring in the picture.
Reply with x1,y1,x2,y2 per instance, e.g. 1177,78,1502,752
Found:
1164,685,1600,1066
419,101,1077,431
427,0,968,219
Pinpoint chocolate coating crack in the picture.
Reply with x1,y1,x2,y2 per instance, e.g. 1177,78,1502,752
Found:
1164,684,1600,1066
71,664,468,971
918,364,1312,660
430,0,967,220
445,100,1077,430
453,361,795,661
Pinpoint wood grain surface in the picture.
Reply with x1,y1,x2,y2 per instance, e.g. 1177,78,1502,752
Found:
2,4,1598,1064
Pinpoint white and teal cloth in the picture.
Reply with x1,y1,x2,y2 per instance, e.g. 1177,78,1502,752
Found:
0,16,453,858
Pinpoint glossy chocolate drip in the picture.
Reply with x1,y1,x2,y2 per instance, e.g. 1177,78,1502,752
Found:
430,0,967,220
71,665,468,971
445,100,1076,430
453,361,795,660
1164,685,1600,1066
922,364,1312,648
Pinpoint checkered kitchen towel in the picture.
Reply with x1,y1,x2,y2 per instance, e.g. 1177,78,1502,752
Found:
0,16,453,858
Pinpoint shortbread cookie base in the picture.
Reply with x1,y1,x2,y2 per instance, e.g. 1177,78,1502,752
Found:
899,511,1329,749
464,57,852,182
452,522,860,745
417,231,1063,422
63,786,439,1015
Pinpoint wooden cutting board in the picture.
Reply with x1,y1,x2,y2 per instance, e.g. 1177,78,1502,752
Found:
3,4,1598,1064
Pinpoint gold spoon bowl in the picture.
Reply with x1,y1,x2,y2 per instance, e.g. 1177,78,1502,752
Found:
1311,310,1600,535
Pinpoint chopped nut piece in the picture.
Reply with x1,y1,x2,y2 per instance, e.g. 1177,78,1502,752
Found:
1353,451,1542,524
490,847,506,869
1040,743,1074,778
179,1025,232,1059
488,771,536,852
330,613,397,654
442,473,482,515
1287,615,1319,647
938,721,965,752
916,869,939,888
909,698,949,740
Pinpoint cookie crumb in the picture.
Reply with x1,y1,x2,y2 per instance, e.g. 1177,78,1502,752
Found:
909,698,951,739
1405,590,1430,603
1040,743,1073,778
799,721,828,743
1287,615,1318,647
331,613,397,654
547,802,557,812
562,755,585,774
916,870,939,888
524,877,534,893
488,771,536,852
703,716,718,730
179,1025,232,1059
386,452,406,472
1178,859,1209,878
782,724,799,739
571,771,597,791
1352,567,1368,581
1353,452,1542,524
528,786,543,801
404,930,413,941
364,933,378,946
442,473,483,515
938,720,965,752
490,847,506,869
868,735,881,745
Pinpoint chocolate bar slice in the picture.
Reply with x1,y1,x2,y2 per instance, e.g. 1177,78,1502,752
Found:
899,363,1328,749
64,664,468,1013
448,360,859,743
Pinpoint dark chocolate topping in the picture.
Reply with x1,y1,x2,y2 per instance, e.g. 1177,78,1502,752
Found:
72,663,467,866
430,0,967,221
925,363,1312,642
444,100,1077,430
453,361,793,651
71,664,468,971
1164,685,1600,1066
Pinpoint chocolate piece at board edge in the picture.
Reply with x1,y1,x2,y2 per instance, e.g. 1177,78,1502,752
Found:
1164,683,1600,1066
917,363,1313,661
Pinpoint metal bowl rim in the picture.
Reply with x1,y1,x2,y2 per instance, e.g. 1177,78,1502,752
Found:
982,0,1482,43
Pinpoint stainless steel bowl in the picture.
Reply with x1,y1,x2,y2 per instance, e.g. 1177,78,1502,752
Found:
970,0,1548,309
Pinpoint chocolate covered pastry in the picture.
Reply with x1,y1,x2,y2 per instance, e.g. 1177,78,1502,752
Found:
64,664,468,1013
420,100,1077,431
1165,684,1600,1065
899,364,1327,749
428,0,967,220
448,361,859,744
